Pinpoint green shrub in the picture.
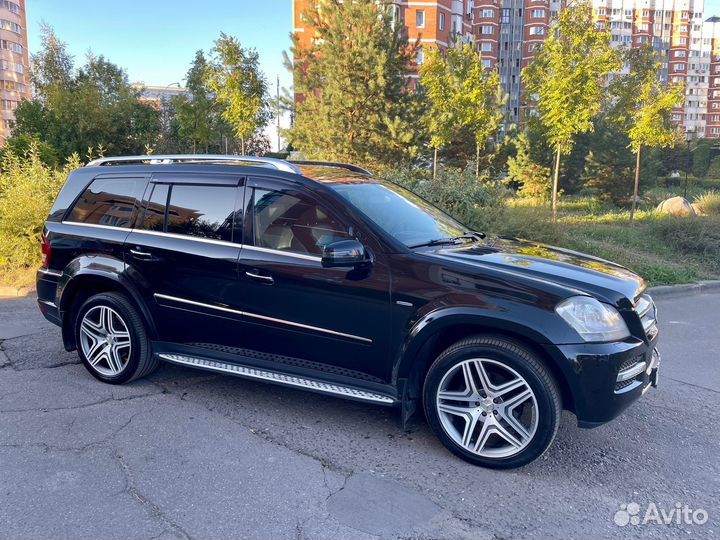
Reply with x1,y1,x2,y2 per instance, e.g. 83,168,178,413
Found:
694,190,720,216
0,148,81,275
645,215,720,272
386,165,507,226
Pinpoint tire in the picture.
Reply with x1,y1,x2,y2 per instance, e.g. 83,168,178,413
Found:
74,292,158,384
423,335,561,469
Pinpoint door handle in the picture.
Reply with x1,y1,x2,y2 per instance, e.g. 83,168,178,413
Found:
130,249,153,260
245,271,274,284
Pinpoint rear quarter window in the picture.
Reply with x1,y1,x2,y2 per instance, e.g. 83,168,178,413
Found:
67,177,142,228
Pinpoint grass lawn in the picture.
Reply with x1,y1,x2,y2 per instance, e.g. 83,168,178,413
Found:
470,195,720,286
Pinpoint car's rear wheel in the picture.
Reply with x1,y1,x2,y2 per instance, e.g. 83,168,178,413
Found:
423,335,561,469
75,292,158,384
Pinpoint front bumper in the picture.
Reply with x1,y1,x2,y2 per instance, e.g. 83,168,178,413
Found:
545,334,660,428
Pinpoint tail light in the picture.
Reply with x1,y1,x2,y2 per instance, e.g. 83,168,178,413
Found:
41,232,51,268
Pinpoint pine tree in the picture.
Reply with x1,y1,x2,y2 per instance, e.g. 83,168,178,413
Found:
287,0,421,172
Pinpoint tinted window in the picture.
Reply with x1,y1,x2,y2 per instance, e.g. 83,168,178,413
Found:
253,188,350,256
166,185,236,241
68,178,141,228
141,183,168,231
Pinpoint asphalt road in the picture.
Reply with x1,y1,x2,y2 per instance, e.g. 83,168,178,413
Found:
0,292,718,540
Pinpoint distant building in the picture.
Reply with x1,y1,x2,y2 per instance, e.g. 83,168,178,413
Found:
293,0,720,138
132,84,189,109
0,0,30,144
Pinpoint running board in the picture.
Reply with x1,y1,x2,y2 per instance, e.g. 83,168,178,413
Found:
157,353,396,405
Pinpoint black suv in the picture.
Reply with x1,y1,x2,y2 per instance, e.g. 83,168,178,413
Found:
37,155,660,468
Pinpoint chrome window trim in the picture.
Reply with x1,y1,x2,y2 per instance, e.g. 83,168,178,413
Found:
242,244,321,262
154,293,372,344
61,221,130,233
131,228,240,249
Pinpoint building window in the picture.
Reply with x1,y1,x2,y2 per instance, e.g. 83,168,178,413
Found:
481,25,493,34
501,8,510,23
675,50,686,57
439,12,444,30
482,59,492,68
480,42,492,52
0,1,19,15
416,47,424,65
0,19,20,33
596,8,605,15
532,9,545,18
482,9,494,17
416,10,425,28
641,9,649,17
529,26,545,35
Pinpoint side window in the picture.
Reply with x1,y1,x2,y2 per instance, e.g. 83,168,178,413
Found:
252,188,351,256
140,183,169,231
67,177,141,228
166,185,236,242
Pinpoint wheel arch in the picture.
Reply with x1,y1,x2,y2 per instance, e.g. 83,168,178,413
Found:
58,261,157,351
395,311,577,423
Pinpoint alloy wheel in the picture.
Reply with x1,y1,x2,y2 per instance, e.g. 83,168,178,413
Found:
435,358,539,458
79,305,132,377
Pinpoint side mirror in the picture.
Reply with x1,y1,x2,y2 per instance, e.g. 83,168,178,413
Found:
321,239,370,268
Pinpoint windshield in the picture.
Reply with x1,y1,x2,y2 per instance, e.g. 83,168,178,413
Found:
329,180,467,248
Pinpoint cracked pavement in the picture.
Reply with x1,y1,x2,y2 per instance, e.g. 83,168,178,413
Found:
0,292,718,539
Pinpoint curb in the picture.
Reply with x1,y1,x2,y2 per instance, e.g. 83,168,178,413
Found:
648,280,720,299
0,286,35,298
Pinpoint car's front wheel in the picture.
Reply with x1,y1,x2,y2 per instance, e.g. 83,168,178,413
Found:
75,292,158,384
423,335,561,469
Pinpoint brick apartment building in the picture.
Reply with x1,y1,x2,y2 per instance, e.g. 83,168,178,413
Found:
293,0,720,139
0,0,30,144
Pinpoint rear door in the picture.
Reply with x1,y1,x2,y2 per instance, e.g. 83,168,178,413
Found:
125,172,246,347
235,177,393,382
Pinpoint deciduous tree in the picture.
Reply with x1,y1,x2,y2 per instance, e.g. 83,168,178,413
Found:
523,0,620,221
205,33,270,155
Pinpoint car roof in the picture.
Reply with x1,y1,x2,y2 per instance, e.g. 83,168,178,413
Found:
81,155,378,185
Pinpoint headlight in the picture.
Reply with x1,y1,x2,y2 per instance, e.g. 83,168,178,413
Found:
555,296,630,342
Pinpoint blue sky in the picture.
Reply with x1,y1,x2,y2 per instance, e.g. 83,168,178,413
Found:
26,0,294,92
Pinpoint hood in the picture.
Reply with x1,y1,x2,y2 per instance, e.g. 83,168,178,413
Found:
427,235,646,305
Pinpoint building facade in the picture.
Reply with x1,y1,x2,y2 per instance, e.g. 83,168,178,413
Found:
0,0,29,144
293,0,720,138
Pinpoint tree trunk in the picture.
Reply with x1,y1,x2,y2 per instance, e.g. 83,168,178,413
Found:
552,146,561,223
433,147,438,182
630,145,642,226
241,137,245,155
476,142,480,178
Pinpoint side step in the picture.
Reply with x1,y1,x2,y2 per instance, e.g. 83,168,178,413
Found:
157,353,397,405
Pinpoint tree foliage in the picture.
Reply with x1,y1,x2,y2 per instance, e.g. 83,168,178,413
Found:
205,33,270,155
609,44,683,222
420,40,506,177
9,25,160,161
172,51,216,153
523,0,620,219
287,0,421,172
505,132,551,198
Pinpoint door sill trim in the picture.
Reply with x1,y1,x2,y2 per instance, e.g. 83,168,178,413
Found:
157,353,396,404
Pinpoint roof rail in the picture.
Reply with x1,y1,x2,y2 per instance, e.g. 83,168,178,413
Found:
289,160,372,175
85,154,303,174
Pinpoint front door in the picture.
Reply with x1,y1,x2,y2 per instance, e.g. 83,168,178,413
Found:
235,177,393,383
125,172,246,347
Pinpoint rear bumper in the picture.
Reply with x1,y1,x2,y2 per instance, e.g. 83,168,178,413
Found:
545,334,660,427
36,268,62,327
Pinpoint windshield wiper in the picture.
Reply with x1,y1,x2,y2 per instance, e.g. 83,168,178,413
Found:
408,231,485,249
